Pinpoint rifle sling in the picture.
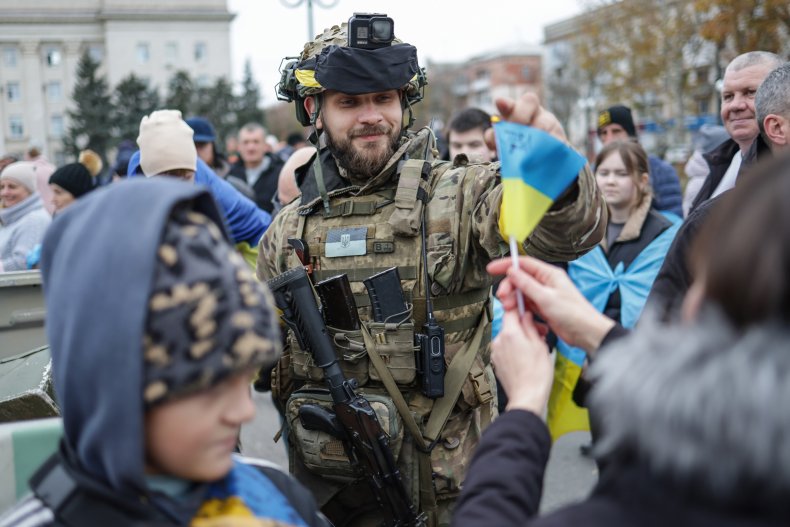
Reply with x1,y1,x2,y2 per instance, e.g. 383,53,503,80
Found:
361,325,430,452
361,306,491,515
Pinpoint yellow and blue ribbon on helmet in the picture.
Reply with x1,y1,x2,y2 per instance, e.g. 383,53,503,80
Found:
295,68,322,89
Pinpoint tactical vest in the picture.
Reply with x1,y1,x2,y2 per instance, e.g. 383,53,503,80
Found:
275,160,496,523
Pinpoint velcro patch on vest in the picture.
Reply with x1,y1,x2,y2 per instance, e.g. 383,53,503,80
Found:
326,227,368,257
373,241,395,253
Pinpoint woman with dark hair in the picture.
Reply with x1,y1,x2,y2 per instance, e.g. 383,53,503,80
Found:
454,153,790,526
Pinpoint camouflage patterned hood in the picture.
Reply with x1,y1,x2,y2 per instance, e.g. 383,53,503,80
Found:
39,179,232,496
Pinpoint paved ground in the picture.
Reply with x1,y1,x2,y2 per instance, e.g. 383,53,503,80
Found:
241,391,598,515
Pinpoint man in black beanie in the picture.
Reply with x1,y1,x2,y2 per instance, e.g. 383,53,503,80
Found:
597,105,683,217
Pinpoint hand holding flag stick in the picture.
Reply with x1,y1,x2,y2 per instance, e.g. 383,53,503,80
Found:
490,107,586,319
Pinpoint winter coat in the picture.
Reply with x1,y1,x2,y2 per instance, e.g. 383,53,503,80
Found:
453,312,790,527
1,451,327,527
229,154,286,214
0,193,51,272
597,192,677,323
557,192,678,409
647,155,682,217
648,135,771,317
688,136,769,214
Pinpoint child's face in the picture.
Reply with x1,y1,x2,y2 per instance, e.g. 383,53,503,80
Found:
143,369,256,481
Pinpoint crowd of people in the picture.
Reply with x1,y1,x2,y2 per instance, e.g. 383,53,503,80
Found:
1,12,789,527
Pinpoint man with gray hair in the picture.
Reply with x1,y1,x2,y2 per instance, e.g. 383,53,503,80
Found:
649,51,781,316
755,62,790,153
228,122,285,214
688,51,782,213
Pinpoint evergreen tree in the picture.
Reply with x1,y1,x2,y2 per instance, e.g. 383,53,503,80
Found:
193,77,237,144
112,73,160,142
165,70,195,115
64,50,113,162
235,60,265,127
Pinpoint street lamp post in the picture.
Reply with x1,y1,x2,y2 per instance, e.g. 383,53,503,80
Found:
281,0,340,42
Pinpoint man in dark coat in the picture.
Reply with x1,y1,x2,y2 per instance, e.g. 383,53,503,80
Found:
229,122,285,214
648,51,782,316
687,51,782,214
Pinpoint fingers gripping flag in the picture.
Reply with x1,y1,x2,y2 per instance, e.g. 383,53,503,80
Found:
494,121,586,243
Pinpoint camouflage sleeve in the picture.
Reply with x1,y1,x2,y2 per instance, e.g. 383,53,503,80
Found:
256,201,302,282
472,162,606,263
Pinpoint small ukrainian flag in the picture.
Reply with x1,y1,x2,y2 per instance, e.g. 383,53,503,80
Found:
493,121,586,242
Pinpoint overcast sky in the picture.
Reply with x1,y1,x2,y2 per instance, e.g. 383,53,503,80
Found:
226,0,583,106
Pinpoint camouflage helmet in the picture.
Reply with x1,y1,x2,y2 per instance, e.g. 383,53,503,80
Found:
277,22,427,126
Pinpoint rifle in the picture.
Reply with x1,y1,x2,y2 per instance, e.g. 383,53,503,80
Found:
267,267,427,527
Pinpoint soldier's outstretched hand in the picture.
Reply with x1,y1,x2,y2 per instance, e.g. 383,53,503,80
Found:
485,93,568,153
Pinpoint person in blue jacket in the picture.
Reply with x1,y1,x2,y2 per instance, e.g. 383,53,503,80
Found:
127,110,270,268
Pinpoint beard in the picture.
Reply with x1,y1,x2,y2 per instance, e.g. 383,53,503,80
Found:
325,124,400,178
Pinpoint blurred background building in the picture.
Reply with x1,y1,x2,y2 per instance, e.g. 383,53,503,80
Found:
0,0,233,164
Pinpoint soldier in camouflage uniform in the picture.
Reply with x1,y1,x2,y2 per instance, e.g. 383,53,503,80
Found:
256,16,606,527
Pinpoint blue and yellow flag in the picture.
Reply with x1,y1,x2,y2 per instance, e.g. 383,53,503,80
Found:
493,121,586,242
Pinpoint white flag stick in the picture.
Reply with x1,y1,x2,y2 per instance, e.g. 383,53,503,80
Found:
509,235,526,318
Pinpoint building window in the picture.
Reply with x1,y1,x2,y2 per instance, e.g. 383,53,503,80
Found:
89,45,103,63
522,66,531,80
3,47,17,68
50,114,64,137
47,81,62,103
194,42,207,63
9,115,24,139
165,42,179,63
196,74,211,88
6,82,21,103
45,47,62,67
136,43,150,64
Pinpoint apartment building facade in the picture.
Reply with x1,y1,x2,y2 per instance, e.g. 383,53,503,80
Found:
0,0,233,164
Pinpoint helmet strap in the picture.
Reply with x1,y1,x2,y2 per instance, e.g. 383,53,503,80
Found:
306,95,331,215
401,92,416,134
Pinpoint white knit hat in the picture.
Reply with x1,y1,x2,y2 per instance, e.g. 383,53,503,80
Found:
137,110,197,177
0,161,38,193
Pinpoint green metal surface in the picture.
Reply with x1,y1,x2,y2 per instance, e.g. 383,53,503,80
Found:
0,347,58,423
0,271,47,361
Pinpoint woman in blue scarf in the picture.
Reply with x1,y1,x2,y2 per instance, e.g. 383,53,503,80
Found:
547,141,680,439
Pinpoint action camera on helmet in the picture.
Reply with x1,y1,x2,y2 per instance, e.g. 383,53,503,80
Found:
348,13,394,50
